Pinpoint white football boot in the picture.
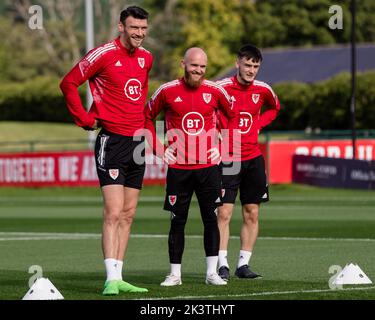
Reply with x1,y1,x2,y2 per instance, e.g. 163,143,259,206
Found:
160,274,182,286
205,273,228,285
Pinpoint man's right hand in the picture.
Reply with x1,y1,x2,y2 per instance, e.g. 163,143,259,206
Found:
207,147,221,162
163,146,176,165
83,119,100,131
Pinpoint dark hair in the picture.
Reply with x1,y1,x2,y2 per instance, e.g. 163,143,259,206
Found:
120,6,149,23
237,44,263,62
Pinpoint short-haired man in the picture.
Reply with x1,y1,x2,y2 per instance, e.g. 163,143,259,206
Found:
217,44,280,281
60,6,152,295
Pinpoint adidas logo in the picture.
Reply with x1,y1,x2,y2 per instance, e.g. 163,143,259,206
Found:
215,197,221,203
174,96,182,102
115,60,122,67
231,96,236,102
262,193,268,199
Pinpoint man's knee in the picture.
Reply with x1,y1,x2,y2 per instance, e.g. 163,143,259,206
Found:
103,208,121,226
243,204,259,224
201,206,219,227
120,205,137,225
218,205,233,225
170,211,188,233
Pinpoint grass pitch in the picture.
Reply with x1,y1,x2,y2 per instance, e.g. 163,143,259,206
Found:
0,184,374,300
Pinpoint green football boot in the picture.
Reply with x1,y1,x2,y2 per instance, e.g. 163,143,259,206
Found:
102,280,119,296
116,280,148,293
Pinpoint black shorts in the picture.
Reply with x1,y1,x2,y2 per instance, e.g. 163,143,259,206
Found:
221,155,269,205
94,129,145,189
164,166,222,212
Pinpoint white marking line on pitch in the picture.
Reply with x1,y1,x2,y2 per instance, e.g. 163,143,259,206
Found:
0,232,375,242
1,195,374,203
0,196,164,203
136,286,375,300
0,232,100,241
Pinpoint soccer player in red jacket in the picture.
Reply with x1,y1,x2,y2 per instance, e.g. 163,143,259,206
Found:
216,44,280,281
145,47,239,286
60,6,152,295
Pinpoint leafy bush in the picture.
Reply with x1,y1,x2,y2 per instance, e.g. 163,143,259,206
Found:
0,73,374,131
271,71,375,130
0,77,162,123
0,76,72,122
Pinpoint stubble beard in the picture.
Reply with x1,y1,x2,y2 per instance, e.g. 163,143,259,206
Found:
122,34,144,52
238,70,254,85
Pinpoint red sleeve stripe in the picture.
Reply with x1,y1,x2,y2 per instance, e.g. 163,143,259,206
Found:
86,44,116,63
151,80,180,100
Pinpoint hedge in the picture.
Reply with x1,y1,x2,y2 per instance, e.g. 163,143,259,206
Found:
0,72,374,130
270,71,375,130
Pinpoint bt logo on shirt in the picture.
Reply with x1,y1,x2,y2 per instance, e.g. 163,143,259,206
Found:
238,112,253,134
182,112,205,136
124,78,142,101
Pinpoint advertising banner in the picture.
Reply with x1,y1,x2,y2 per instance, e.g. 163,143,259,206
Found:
292,154,374,189
0,150,166,187
1,138,374,186
268,139,375,183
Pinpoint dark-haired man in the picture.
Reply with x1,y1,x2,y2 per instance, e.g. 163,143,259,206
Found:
216,44,280,281
60,6,152,295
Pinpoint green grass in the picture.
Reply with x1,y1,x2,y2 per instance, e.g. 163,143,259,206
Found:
0,184,374,300
0,121,82,142
0,121,279,151
0,121,89,152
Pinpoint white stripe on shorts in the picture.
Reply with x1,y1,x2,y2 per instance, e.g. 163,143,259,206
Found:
97,134,109,166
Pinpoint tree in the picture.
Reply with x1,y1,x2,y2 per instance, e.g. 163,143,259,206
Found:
148,0,245,80
11,0,84,76
0,17,53,81
2,0,135,79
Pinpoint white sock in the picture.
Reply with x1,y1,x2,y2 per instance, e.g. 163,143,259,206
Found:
206,256,219,275
104,258,119,281
170,264,181,277
237,250,252,268
116,260,123,280
218,250,229,269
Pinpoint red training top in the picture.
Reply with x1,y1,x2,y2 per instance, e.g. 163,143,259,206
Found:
145,78,239,170
60,37,153,136
217,76,280,161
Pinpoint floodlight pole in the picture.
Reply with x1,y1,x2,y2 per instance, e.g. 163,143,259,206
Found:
85,0,95,149
350,0,357,159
